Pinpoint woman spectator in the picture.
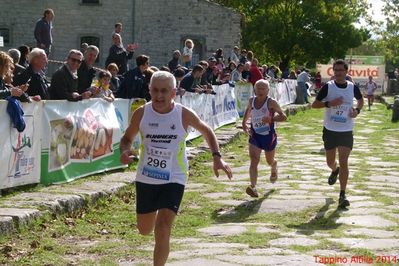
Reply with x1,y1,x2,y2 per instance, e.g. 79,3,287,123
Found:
214,48,224,64
0,51,29,100
18,45,30,68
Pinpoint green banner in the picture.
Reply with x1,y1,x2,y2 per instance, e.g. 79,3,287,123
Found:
41,100,127,185
345,55,385,65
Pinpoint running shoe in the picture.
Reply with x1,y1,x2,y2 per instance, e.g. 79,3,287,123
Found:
338,195,350,208
246,186,259,198
328,167,339,185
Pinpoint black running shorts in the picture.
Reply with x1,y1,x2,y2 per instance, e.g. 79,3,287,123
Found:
135,181,185,214
322,127,353,150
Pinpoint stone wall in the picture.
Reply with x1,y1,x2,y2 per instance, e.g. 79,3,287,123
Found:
133,0,241,67
0,0,240,69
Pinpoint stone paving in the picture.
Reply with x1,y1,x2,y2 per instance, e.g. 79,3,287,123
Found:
1,101,399,265
164,102,399,266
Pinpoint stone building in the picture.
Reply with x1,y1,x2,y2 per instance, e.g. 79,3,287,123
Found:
0,0,241,69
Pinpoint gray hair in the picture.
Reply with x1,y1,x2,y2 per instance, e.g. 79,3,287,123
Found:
7,49,21,64
68,49,83,59
150,70,176,89
84,45,99,55
254,79,270,89
28,48,46,63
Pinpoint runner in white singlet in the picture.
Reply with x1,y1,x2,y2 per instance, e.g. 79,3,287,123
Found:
120,71,232,266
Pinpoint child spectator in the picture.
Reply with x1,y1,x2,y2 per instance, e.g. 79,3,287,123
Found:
107,63,121,93
90,70,115,102
182,39,194,69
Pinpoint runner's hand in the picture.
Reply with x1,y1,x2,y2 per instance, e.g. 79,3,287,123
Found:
349,108,358,118
262,115,272,124
120,150,137,164
213,157,233,180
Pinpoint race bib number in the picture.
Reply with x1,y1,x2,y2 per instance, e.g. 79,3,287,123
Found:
142,146,172,180
252,116,270,135
330,105,350,123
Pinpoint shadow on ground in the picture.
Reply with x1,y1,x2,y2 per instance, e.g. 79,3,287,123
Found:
211,189,276,223
287,197,348,235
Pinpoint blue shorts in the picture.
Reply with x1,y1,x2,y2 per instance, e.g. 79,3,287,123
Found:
249,131,277,151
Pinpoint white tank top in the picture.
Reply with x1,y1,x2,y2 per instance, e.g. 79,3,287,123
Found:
250,97,274,135
367,82,376,95
323,80,354,132
136,102,188,185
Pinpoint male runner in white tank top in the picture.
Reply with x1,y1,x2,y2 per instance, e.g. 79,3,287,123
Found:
365,75,377,111
120,71,232,266
312,59,364,208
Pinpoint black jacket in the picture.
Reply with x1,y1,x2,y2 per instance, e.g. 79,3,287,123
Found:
13,65,50,100
50,65,81,101
116,67,145,99
77,61,97,94
105,45,134,75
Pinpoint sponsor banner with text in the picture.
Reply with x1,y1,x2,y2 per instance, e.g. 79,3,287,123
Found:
0,102,42,189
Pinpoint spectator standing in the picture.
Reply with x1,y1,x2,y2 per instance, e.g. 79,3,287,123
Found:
297,68,311,103
168,50,181,73
214,48,224,64
116,55,149,99
13,48,50,100
229,46,240,64
182,39,194,69
239,49,248,64
249,59,263,85
50,50,91,101
18,45,30,68
105,33,137,75
112,23,123,39
77,45,99,94
34,8,54,55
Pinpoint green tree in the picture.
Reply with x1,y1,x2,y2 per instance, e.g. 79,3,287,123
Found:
378,0,399,69
213,0,369,70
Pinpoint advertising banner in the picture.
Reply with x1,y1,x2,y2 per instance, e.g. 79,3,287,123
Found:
177,84,239,140
41,99,126,185
235,82,253,116
0,101,42,189
317,64,385,92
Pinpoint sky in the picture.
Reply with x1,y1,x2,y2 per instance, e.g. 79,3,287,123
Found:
368,0,385,22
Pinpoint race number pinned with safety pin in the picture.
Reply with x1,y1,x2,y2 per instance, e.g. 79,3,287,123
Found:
142,146,172,180
330,105,350,123
252,116,270,135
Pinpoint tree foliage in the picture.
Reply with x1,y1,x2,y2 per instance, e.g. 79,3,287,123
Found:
213,0,369,69
377,0,399,68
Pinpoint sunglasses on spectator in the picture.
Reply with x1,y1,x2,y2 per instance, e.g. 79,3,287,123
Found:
69,57,83,63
